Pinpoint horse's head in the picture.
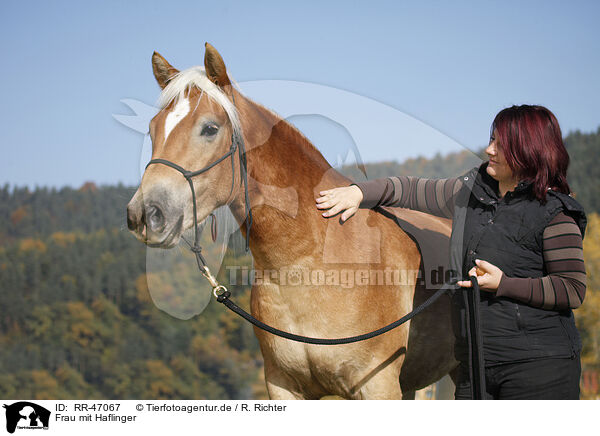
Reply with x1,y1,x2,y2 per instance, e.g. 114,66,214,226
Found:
127,43,242,248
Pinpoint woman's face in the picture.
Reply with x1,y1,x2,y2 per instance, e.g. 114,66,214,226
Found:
485,129,516,184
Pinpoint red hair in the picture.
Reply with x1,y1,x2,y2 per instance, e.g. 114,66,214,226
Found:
491,105,571,202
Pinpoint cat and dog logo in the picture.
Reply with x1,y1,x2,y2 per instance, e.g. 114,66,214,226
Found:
2,402,50,433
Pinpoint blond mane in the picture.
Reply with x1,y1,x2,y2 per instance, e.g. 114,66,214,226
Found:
157,66,242,138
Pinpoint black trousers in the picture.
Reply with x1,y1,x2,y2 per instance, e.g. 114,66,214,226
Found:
454,354,581,400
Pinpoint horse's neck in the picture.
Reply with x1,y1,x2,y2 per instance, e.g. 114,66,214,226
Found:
229,96,348,268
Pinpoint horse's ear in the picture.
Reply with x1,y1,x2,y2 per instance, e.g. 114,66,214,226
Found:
152,51,179,89
204,43,231,87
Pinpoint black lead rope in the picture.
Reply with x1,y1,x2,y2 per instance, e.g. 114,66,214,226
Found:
467,275,487,399
216,283,454,345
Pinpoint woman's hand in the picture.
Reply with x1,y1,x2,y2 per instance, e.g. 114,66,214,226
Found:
457,259,504,291
316,185,363,222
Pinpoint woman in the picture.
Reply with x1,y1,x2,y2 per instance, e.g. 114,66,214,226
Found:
316,105,587,400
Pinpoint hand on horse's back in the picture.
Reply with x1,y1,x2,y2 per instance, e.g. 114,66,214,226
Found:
316,185,363,222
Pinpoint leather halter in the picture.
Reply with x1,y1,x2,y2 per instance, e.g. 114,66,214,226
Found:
145,93,252,288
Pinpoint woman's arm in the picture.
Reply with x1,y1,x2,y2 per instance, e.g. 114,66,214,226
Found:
352,176,463,219
495,212,587,310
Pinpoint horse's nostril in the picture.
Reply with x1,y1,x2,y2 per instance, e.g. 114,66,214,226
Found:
146,205,165,232
127,206,137,231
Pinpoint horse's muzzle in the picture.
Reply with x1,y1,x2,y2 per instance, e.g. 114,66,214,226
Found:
127,188,184,247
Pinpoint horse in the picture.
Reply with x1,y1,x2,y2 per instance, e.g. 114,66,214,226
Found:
127,42,458,399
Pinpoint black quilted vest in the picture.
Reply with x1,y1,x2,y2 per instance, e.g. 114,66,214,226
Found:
451,162,587,365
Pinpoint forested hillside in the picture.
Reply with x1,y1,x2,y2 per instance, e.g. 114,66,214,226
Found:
0,128,598,399
0,184,263,399
564,127,600,214
340,149,483,181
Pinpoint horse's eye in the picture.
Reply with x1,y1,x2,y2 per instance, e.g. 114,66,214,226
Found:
201,124,219,137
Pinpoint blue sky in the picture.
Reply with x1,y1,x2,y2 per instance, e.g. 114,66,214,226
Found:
1,0,599,188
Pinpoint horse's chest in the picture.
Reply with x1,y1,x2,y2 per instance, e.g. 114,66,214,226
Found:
263,336,358,388
252,291,348,376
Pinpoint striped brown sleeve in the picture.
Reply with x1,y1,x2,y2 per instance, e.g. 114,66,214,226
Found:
496,212,587,310
352,178,396,209
352,176,461,219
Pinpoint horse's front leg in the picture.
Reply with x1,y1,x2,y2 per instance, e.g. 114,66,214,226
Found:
352,367,403,400
263,359,307,400
348,347,406,400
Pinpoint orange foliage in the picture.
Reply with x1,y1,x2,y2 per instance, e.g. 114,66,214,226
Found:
135,274,152,304
146,360,176,398
581,370,600,400
79,182,98,193
583,213,600,290
51,231,78,247
30,370,59,400
67,302,94,322
10,206,28,225
578,212,600,398
60,274,77,287
19,238,47,253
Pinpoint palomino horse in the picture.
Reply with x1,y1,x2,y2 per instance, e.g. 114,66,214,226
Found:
127,43,458,399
